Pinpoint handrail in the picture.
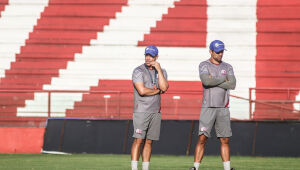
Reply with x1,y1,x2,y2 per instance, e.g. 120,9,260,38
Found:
0,90,123,93
0,88,299,121
249,87,300,120
250,87,300,90
0,89,204,119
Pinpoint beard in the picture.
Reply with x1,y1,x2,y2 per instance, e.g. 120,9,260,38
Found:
145,61,151,66
213,56,222,63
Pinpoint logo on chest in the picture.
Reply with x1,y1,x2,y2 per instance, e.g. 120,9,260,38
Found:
220,69,227,75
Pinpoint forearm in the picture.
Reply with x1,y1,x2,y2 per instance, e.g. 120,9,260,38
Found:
134,82,160,96
218,81,236,90
218,75,236,90
157,70,168,92
200,74,226,87
138,87,160,96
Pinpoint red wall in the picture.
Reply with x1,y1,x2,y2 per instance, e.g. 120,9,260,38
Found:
0,127,45,153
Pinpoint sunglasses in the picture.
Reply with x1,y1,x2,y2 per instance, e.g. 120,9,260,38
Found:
145,54,156,58
214,50,224,54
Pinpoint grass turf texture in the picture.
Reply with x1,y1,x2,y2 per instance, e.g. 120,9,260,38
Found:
0,154,299,170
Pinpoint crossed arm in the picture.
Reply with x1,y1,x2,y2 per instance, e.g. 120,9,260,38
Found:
134,69,169,96
200,74,236,90
134,82,161,96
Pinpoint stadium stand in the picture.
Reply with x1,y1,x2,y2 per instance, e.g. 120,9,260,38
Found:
66,80,203,120
139,0,207,47
18,0,184,119
56,0,256,120
254,0,300,119
0,0,127,125
0,0,8,17
0,0,300,154
0,0,299,128
0,0,49,126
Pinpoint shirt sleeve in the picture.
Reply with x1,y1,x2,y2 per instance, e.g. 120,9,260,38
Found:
199,62,225,86
199,62,209,76
218,64,236,90
132,68,143,83
200,74,226,87
227,64,234,76
162,69,168,80
218,75,236,90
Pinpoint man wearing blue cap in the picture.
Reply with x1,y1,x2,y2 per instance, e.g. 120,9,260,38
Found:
190,40,236,170
131,45,168,170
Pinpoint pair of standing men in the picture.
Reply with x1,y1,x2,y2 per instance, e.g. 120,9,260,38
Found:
131,40,236,170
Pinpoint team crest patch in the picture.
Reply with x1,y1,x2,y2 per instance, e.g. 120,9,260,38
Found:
215,43,224,47
221,69,227,75
135,129,142,134
200,127,207,132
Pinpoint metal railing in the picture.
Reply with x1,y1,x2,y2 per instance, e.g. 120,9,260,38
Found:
249,88,300,120
0,90,204,120
0,88,300,127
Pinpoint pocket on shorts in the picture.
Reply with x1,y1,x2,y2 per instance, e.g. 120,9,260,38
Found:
215,108,232,137
133,113,146,134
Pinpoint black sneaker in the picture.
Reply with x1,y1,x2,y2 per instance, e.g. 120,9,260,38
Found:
231,168,235,170
189,167,196,170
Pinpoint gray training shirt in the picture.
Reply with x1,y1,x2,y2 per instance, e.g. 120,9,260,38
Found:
199,59,236,108
132,64,168,113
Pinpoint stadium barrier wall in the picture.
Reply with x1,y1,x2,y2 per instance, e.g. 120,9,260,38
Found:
43,119,300,157
0,127,45,153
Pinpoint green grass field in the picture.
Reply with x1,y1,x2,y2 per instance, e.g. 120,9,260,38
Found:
0,154,299,170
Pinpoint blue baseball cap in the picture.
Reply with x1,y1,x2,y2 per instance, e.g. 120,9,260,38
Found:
209,40,226,53
144,45,158,57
